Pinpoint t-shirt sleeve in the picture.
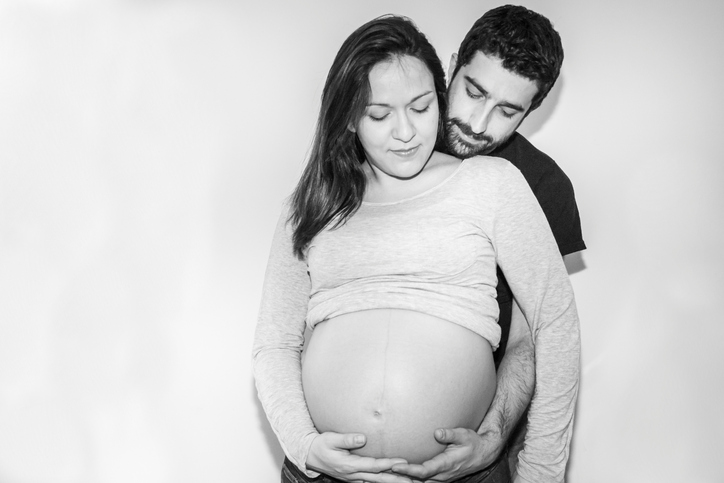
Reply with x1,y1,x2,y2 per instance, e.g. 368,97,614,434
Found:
533,168,586,257
490,166,581,483
252,203,320,476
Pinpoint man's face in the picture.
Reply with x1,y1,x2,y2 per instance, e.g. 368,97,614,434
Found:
446,51,539,157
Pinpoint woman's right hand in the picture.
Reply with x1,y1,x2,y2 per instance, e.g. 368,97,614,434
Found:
306,432,413,483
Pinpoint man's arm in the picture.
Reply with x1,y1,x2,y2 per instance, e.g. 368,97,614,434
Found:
390,299,535,481
483,299,535,461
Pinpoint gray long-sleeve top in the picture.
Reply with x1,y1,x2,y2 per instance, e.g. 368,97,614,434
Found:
253,157,580,482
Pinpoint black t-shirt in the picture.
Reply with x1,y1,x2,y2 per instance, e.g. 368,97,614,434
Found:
491,132,586,367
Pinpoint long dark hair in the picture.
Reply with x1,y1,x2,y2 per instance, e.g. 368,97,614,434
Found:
289,15,447,259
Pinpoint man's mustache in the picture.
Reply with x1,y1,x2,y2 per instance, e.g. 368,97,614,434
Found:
446,118,493,144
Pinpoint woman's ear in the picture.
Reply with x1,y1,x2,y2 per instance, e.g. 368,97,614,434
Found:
347,122,356,133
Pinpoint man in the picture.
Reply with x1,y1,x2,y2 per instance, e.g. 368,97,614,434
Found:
392,5,585,483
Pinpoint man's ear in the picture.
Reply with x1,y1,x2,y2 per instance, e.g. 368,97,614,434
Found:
447,53,458,86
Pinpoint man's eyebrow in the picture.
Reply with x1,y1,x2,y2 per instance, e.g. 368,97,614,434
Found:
367,90,434,107
464,76,526,112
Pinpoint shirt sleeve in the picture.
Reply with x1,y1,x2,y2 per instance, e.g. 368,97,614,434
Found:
252,203,321,477
490,166,581,483
532,167,586,257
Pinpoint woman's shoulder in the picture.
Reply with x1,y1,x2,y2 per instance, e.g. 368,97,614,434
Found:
457,155,524,184
463,155,516,172
428,151,511,175
428,151,463,174
425,153,527,198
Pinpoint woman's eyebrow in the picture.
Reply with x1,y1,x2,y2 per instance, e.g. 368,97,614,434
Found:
367,90,434,107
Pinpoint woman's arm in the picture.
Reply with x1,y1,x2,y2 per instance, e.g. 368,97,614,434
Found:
252,205,412,483
252,205,319,474
493,167,581,483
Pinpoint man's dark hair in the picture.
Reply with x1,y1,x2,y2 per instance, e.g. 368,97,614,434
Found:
452,5,563,112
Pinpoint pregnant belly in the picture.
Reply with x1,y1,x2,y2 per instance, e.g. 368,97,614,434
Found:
302,309,496,464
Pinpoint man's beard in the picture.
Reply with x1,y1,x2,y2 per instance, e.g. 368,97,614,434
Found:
445,118,508,159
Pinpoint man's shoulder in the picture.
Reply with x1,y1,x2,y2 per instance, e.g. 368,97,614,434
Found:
492,132,571,188
493,135,586,256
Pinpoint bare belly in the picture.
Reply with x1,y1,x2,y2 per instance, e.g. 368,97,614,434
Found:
302,309,496,464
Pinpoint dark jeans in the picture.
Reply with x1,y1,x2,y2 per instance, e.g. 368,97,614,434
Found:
280,453,510,483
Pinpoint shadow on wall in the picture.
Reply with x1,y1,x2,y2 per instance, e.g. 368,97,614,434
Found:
565,251,587,275
518,76,564,140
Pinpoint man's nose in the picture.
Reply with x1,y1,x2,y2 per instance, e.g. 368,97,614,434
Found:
392,112,415,142
469,104,493,135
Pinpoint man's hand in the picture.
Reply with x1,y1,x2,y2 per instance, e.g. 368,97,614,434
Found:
306,432,413,483
390,427,503,482
392,298,533,482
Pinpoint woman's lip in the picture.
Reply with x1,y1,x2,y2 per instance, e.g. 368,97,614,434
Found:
390,146,420,157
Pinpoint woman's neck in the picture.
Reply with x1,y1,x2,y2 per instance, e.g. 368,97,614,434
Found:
363,151,461,203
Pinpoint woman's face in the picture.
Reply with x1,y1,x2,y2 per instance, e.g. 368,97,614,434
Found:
354,55,439,180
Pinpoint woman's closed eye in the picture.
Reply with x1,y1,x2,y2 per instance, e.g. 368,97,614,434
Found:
368,113,389,121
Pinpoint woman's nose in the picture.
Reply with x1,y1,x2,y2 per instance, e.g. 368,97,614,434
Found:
392,113,415,142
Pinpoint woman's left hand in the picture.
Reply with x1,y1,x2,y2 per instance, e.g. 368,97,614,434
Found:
306,432,414,483
390,427,501,481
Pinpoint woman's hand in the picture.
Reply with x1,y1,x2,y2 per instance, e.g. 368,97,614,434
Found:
390,427,502,481
306,432,413,483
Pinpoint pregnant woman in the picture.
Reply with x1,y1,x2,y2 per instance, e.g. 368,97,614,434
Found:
253,15,579,483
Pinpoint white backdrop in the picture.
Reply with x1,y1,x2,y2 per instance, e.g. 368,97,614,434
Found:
1,1,723,482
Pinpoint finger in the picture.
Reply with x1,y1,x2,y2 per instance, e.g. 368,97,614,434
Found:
334,432,367,450
347,454,409,473
390,463,433,479
346,471,413,483
390,458,446,479
433,427,472,444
